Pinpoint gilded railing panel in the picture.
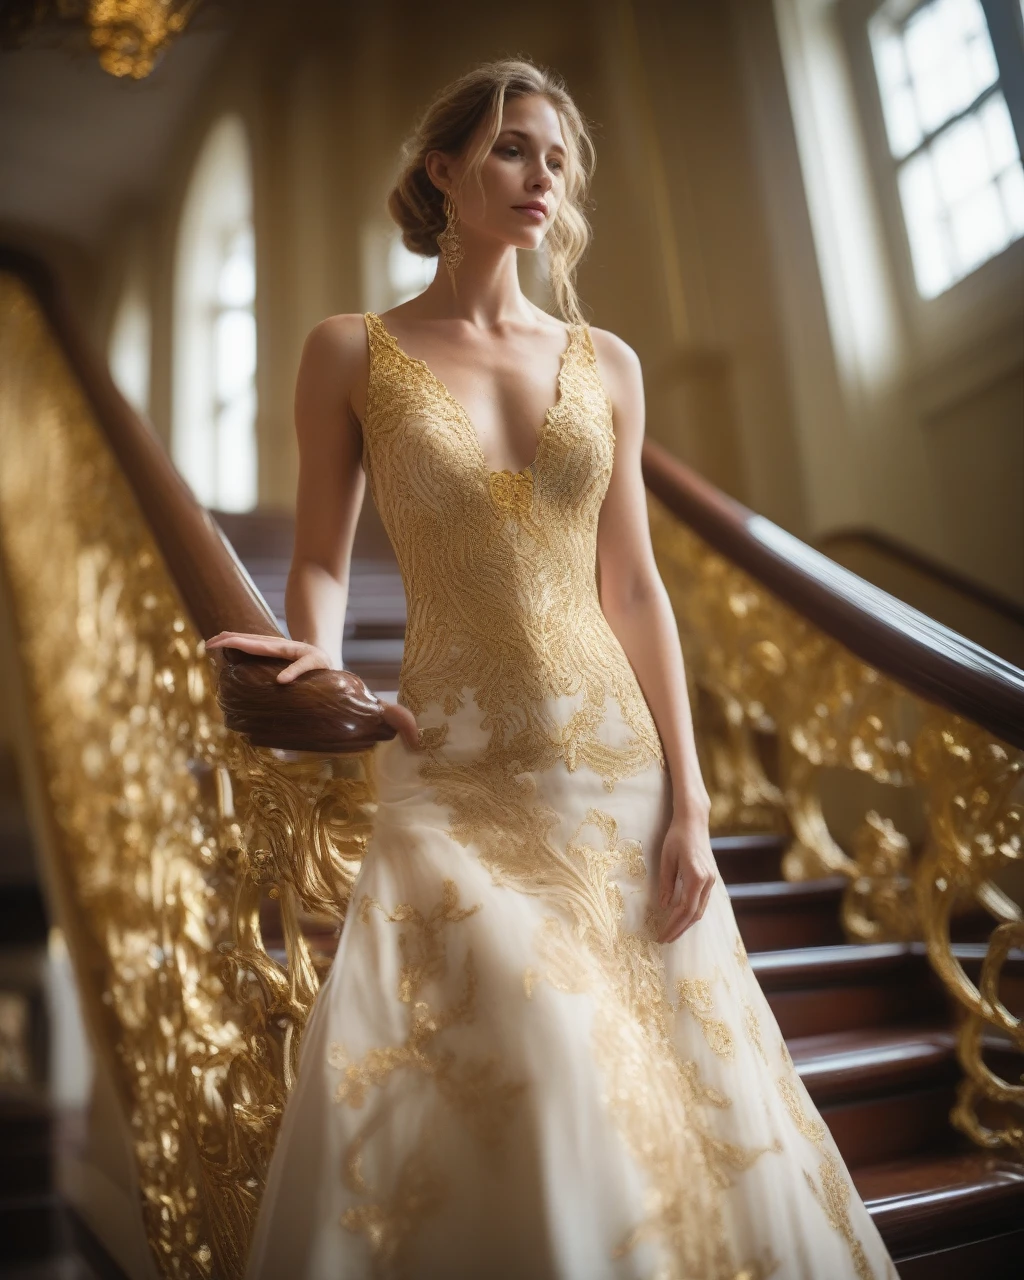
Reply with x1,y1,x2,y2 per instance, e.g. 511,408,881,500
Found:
648,492,1023,1156
0,273,375,1276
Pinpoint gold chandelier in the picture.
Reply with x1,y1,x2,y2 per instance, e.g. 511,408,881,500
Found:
86,0,201,78
0,0,201,79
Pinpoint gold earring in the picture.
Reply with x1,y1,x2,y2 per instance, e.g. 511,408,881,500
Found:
437,191,464,288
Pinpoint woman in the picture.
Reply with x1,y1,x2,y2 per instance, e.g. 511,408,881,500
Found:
209,58,897,1280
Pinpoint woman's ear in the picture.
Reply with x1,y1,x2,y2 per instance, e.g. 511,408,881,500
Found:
424,148,452,193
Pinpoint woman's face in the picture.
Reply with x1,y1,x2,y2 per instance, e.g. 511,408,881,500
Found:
437,93,569,252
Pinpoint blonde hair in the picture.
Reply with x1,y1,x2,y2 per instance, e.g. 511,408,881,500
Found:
387,58,596,326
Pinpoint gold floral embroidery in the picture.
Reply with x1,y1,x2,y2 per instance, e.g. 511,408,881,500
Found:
776,1074,876,1280
340,1134,445,1277
527,812,775,1278
329,880,526,1272
742,1001,769,1065
677,974,737,1060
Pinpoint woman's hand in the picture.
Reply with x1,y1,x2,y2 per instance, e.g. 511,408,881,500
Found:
205,631,336,683
656,808,717,944
205,631,422,751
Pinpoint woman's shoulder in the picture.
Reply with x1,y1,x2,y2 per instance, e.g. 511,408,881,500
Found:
583,325,643,405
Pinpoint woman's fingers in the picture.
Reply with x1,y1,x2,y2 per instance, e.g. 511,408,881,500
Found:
379,701,421,751
658,843,677,910
205,631,296,658
659,869,715,944
276,652,329,683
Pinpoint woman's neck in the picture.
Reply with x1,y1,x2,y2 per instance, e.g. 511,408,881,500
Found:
414,233,538,329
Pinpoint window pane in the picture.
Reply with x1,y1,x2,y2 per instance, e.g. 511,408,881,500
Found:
898,151,955,297
869,0,999,158
214,308,256,402
948,181,1008,272
218,237,255,307
897,90,1024,296
216,386,258,513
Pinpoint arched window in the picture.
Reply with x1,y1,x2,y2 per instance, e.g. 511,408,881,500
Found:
108,261,151,417
173,114,257,511
868,0,1024,298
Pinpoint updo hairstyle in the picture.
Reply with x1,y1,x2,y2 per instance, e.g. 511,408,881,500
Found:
386,57,596,325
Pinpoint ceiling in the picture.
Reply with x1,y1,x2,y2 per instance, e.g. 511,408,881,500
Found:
0,7,233,251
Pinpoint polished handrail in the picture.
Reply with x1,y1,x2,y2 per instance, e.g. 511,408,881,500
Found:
642,442,1024,751
0,244,392,754
817,526,1024,628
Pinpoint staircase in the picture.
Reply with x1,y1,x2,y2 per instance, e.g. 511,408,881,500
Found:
222,512,1024,1280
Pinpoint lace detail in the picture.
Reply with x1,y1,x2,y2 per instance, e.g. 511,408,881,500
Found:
362,310,664,780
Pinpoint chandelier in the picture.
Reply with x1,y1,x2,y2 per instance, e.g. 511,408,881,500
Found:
0,0,202,79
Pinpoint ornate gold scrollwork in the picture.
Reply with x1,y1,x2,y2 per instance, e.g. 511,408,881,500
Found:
647,492,1023,1154
914,712,1023,1155
0,274,376,1276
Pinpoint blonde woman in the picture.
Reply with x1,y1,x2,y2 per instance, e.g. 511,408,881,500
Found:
210,58,897,1280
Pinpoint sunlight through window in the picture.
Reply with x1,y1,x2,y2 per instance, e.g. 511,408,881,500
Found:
869,0,1024,296
173,115,258,511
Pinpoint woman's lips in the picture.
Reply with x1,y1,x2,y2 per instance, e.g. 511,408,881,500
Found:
514,206,546,222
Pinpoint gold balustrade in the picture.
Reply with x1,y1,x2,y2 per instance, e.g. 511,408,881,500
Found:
647,495,1024,1157
0,270,376,1277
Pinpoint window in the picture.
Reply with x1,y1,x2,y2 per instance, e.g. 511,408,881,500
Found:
868,0,1024,297
173,115,258,511
108,266,151,416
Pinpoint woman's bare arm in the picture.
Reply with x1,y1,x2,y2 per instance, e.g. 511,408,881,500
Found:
283,315,370,671
207,314,420,749
591,328,715,943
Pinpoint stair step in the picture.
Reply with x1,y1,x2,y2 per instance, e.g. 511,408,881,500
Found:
728,876,847,952
787,1026,960,1166
856,1149,1024,1262
710,833,787,884
791,1026,957,1105
751,944,942,1039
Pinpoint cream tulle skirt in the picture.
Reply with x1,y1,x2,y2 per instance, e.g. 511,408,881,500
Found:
244,688,897,1280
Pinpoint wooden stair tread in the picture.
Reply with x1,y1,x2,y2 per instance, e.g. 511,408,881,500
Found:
749,943,918,987
855,1150,1024,1255
788,1026,956,1103
727,876,846,905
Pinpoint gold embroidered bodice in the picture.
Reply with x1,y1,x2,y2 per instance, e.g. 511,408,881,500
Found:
361,311,663,784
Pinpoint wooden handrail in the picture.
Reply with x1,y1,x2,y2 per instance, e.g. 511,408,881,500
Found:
642,442,1024,750
816,526,1024,629
0,245,393,754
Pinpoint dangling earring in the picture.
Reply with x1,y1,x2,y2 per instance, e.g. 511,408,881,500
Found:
437,191,464,289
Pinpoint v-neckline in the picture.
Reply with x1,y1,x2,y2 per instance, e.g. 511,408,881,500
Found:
368,312,580,479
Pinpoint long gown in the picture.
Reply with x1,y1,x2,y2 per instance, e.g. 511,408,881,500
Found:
243,311,900,1280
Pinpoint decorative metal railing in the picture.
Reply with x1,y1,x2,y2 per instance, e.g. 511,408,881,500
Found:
645,454,1024,1157
0,247,1020,1280
0,259,386,1278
